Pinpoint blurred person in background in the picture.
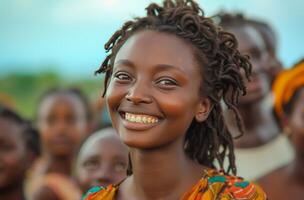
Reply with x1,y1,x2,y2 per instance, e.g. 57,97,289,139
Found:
249,19,283,84
75,127,128,194
257,59,304,200
215,12,293,180
0,105,40,200
27,88,92,200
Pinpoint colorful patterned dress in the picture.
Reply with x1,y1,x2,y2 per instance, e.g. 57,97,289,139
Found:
82,169,267,200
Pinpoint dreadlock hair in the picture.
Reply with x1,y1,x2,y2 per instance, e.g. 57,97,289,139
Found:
0,105,41,156
96,0,251,175
36,87,92,122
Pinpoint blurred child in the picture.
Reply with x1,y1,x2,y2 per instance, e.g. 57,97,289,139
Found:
28,88,92,200
258,59,304,199
0,106,40,200
76,127,128,193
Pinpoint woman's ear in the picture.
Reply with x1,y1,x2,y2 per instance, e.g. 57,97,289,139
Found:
195,97,212,122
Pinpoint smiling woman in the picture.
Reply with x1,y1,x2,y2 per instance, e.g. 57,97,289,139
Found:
82,0,267,199
107,30,205,150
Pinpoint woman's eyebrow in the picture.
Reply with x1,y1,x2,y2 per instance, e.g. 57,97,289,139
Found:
115,59,183,70
154,63,182,71
114,59,135,68
114,59,187,79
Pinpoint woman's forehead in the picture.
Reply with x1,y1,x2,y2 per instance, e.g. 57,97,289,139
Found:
114,30,200,74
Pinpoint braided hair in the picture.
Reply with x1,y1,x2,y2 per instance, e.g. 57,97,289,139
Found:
96,0,251,175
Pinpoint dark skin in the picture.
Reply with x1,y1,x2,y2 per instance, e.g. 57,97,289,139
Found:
105,30,212,200
33,94,88,200
224,25,279,148
257,88,304,200
0,118,32,200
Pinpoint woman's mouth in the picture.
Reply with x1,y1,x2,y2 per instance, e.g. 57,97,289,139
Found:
125,112,159,124
119,111,161,131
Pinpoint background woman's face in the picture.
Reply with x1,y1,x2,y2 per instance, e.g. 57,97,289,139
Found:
230,25,270,105
38,94,88,157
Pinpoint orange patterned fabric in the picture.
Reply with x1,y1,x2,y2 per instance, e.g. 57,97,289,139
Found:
82,169,267,200
272,61,304,118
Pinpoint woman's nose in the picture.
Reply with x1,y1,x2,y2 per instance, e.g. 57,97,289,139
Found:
125,82,152,104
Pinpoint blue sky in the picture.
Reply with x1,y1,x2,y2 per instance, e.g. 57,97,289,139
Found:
0,0,303,79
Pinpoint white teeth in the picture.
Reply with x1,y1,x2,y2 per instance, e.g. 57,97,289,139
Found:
124,112,159,124
142,116,147,123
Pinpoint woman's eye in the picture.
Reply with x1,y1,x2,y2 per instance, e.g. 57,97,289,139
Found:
46,115,56,125
155,78,178,89
114,72,132,82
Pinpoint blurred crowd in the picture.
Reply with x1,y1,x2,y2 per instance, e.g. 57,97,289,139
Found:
0,11,303,200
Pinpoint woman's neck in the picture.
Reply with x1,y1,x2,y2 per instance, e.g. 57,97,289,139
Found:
0,184,25,200
124,138,205,200
40,153,74,176
226,98,279,148
239,102,264,129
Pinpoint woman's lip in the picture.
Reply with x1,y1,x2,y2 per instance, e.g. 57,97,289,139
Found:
121,118,160,131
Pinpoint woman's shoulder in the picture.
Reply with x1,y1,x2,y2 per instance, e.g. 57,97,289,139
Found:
82,185,117,200
183,169,267,200
81,170,267,200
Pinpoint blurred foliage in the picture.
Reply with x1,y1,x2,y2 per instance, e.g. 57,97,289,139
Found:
0,71,104,119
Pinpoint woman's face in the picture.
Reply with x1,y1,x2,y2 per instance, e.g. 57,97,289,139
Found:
37,94,88,157
286,88,304,155
105,30,210,149
230,25,270,105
